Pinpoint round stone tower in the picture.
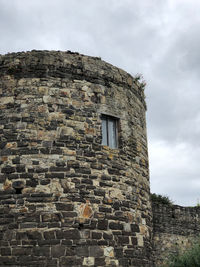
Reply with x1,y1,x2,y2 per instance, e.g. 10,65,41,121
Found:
0,51,152,266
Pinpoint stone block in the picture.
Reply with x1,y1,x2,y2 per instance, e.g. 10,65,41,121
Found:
92,231,102,240
89,246,103,257
51,245,65,257
131,224,140,233
60,256,82,266
103,232,113,240
12,247,32,256
62,229,80,240
33,246,50,257
75,246,89,257
1,166,15,174
56,203,73,211
44,230,55,240
97,220,108,230
1,97,14,105
109,221,123,230
83,257,94,266
0,247,11,256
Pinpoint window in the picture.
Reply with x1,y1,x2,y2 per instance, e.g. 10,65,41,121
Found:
101,115,118,148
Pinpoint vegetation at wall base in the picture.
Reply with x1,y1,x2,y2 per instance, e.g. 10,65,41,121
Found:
151,193,173,205
164,239,200,267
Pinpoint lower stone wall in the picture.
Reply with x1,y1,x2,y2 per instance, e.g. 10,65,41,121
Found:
152,203,200,266
153,232,195,266
0,190,153,267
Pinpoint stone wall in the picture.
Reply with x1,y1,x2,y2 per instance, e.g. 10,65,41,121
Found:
0,51,152,266
152,202,200,266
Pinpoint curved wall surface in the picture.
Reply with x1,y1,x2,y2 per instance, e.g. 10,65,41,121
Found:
0,51,152,266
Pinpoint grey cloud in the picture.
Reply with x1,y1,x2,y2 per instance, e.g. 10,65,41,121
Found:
146,4,200,146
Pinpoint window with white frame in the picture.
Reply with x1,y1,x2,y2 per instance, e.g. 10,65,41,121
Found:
101,115,118,149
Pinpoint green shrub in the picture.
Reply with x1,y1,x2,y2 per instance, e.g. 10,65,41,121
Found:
196,199,200,207
150,193,173,205
164,239,200,267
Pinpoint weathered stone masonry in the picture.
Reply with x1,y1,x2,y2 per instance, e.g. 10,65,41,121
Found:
152,203,200,266
0,51,152,266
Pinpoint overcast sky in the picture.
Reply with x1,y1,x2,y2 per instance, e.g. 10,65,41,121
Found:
0,0,200,206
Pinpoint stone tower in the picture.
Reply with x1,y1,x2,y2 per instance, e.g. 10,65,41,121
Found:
0,51,152,266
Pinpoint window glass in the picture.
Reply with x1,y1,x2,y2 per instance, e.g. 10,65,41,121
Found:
108,119,116,148
102,118,107,146
101,115,118,148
